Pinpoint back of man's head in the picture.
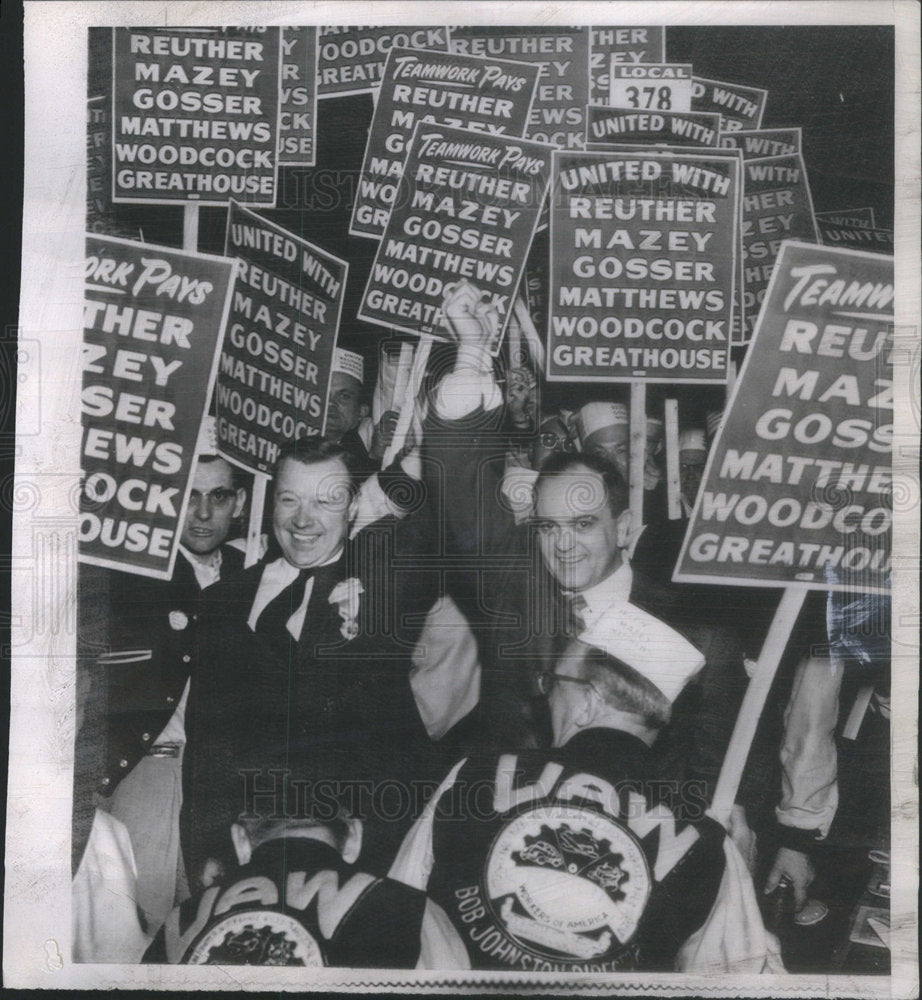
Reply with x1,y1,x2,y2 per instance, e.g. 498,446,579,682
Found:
565,641,673,731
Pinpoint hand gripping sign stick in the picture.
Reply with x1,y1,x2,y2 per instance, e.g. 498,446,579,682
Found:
709,587,807,825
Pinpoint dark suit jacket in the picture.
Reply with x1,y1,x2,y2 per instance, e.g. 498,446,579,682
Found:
186,516,437,878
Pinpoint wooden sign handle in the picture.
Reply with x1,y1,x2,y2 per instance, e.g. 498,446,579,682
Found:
245,472,269,568
709,586,807,824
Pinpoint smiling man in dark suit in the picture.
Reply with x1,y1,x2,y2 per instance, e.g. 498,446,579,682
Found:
187,439,433,884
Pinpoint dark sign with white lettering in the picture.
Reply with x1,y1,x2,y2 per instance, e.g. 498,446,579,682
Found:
278,27,318,167
112,27,281,205
81,235,236,579
675,241,893,593
359,124,552,347
317,26,449,97
815,207,876,229
586,106,722,147
691,76,767,132
219,202,347,473
449,27,590,150
548,149,739,383
350,47,540,240
740,152,819,342
720,127,801,159
589,26,665,104
817,219,893,253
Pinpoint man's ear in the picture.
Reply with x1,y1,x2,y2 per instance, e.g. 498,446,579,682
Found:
230,823,252,866
232,489,246,519
616,508,633,548
341,818,363,865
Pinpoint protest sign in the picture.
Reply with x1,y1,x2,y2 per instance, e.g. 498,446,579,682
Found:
674,241,893,594
579,142,748,340
740,152,819,341
610,63,693,113
720,126,801,158
219,202,347,474
317,26,449,97
691,76,767,132
547,148,740,384
349,48,540,239
449,27,590,150
88,96,136,237
589,26,665,104
815,206,876,229
278,27,318,167
111,27,281,206
358,123,552,348
817,218,894,253
586,106,722,147
80,234,236,579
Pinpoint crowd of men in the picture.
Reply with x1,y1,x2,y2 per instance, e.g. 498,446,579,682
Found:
73,281,889,972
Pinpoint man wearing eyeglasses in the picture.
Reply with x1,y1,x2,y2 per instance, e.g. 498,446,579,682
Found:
74,426,250,959
391,640,779,972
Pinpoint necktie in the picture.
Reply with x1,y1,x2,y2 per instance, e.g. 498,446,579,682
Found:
255,570,313,642
563,592,588,639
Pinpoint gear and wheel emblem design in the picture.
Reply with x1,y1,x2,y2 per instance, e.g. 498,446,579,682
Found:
484,805,651,961
187,910,324,966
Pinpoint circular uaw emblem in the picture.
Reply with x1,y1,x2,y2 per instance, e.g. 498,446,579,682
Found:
187,910,324,966
484,805,651,961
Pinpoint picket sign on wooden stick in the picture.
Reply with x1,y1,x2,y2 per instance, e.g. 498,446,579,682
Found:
709,587,808,825
513,297,545,374
183,203,200,253
726,357,738,405
245,472,269,569
664,398,681,520
628,381,646,528
508,308,523,370
382,335,433,468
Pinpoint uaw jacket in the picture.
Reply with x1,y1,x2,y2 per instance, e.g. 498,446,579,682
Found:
424,383,775,812
186,516,438,878
143,836,464,967
73,546,246,871
390,728,727,972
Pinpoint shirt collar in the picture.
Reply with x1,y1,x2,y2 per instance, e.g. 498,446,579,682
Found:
576,560,633,628
179,545,223,590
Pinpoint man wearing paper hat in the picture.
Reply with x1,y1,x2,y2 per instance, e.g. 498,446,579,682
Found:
325,347,369,445
391,638,779,972
576,402,664,500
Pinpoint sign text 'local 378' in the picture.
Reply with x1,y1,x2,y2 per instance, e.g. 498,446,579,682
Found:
218,202,347,474
112,27,281,206
81,235,236,579
675,241,893,594
548,148,740,383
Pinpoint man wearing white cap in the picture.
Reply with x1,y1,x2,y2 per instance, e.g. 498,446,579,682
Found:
74,417,250,959
391,639,780,972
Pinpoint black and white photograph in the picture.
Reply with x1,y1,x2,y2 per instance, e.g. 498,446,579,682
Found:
4,1,919,993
